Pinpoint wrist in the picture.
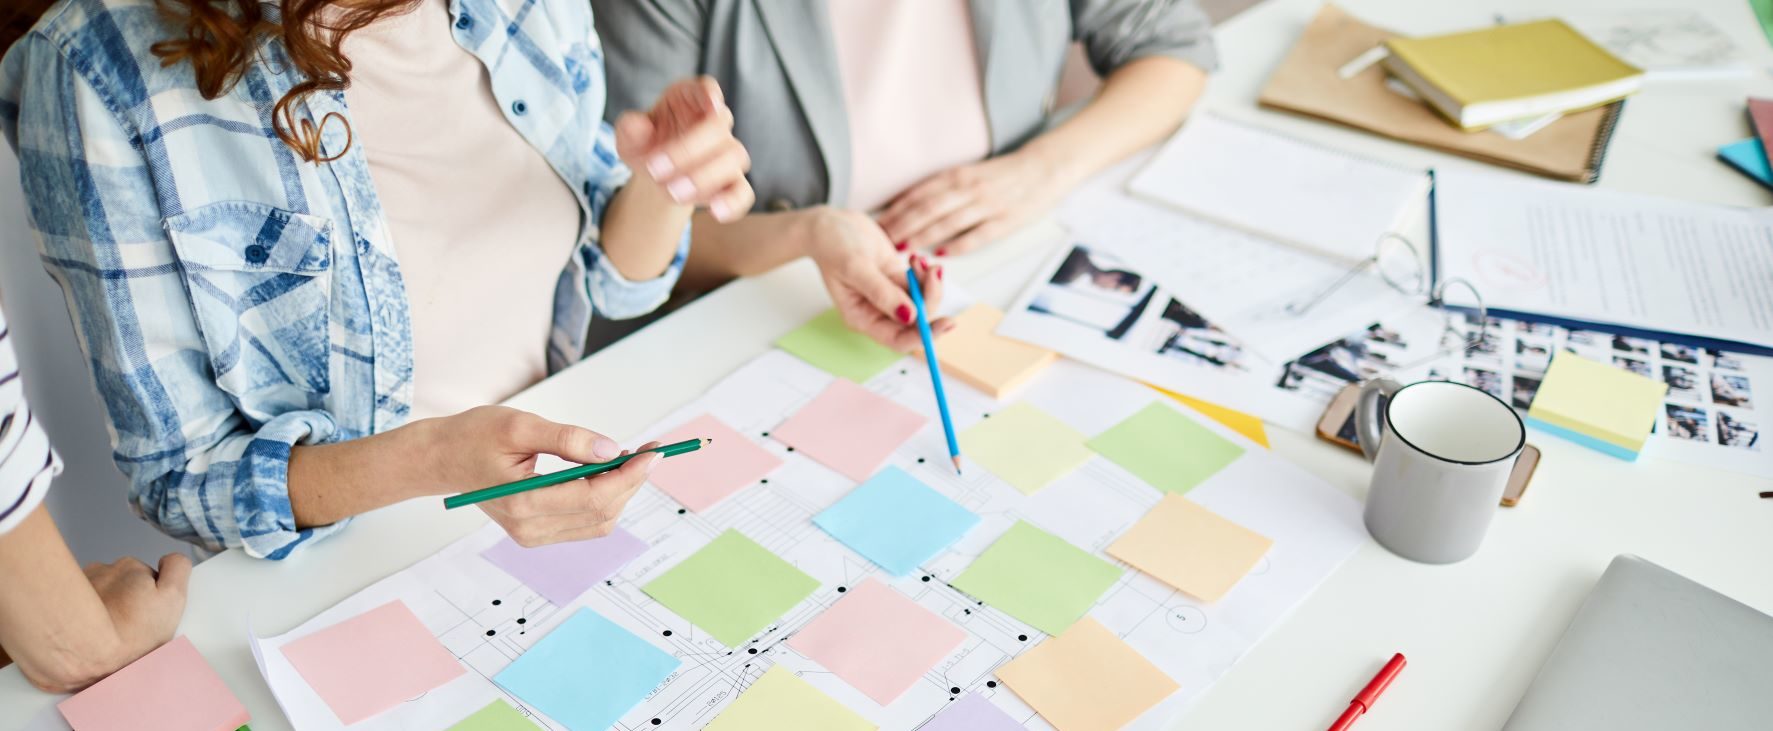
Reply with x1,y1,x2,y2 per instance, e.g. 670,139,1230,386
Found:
1016,140,1089,190
794,206,857,263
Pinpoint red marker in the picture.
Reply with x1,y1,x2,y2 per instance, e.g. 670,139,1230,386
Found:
1326,653,1406,731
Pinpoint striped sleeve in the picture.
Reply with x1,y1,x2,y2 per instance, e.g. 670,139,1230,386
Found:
0,306,61,535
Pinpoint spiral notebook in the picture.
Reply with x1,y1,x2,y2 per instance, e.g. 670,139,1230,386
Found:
1126,112,1429,265
1258,4,1623,184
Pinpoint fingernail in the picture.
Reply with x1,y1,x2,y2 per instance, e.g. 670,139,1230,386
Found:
937,266,945,280
666,178,695,203
896,304,913,324
643,453,661,474
711,199,732,221
894,240,908,252
646,154,674,179
592,437,622,460
935,248,948,257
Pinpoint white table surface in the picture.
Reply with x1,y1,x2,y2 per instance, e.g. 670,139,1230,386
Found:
6,0,1773,728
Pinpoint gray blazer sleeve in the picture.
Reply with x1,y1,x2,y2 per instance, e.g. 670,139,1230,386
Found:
592,0,707,123
1069,0,1218,76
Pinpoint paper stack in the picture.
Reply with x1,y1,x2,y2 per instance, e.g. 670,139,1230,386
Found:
1526,352,1668,460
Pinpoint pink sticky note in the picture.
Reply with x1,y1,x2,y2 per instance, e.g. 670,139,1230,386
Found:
786,579,965,705
57,636,248,731
771,379,927,482
481,527,649,606
648,413,783,512
281,600,466,725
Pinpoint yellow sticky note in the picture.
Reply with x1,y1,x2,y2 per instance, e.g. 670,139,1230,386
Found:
934,304,1057,400
996,618,1179,731
1150,386,1269,448
960,402,1094,495
705,666,875,731
1108,495,1273,603
1527,352,1667,458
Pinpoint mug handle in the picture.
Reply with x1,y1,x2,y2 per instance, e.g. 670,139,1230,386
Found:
1355,378,1404,464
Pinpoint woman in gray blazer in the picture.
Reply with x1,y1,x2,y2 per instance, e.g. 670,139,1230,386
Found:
596,0,1215,349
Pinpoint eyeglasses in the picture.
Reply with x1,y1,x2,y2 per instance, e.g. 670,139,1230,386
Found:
1285,233,1489,370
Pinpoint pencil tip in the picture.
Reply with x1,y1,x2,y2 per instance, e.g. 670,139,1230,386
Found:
952,456,964,475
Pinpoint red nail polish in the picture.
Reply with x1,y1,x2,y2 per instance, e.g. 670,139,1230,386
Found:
935,248,948,257
895,240,908,251
937,267,945,281
896,304,913,324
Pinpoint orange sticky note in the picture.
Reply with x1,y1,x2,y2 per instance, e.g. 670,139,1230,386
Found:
57,636,248,731
1151,385,1269,448
772,378,926,482
996,618,1179,731
1109,494,1273,602
647,413,784,512
281,599,466,725
933,304,1057,399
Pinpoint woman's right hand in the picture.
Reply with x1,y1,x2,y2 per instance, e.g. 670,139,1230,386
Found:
805,208,953,352
422,406,657,547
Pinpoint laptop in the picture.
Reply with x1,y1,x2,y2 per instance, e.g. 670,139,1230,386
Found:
1504,554,1773,730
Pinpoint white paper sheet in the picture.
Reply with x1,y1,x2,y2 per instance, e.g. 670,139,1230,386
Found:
253,349,1367,730
1433,167,1773,354
1126,113,1430,266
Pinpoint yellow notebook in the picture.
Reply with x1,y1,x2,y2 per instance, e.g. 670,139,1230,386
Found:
1384,19,1642,130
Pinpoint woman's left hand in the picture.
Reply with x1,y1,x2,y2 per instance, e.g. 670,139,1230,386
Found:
614,76,755,222
876,150,1074,257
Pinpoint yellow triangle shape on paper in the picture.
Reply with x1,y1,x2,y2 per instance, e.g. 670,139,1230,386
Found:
1148,386,1270,448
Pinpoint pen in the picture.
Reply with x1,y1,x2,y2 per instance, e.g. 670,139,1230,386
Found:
442,437,708,509
906,265,962,474
1327,653,1406,731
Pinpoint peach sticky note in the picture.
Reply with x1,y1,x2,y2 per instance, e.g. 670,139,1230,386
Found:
772,378,927,482
57,636,248,731
933,304,1057,400
787,579,966,705
996,618,1180,731
1108,494,1273,602
648,413,783,512
281,599,466,725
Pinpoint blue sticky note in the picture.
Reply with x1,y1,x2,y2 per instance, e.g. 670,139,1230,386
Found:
814,466,980,576
1718,138,1773,191
493,608,680,731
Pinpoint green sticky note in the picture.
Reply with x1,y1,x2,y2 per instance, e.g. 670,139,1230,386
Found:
776,309,902,382
960,402,1094,495
1753,0,1773,48
643,530,820,647
1087,403,1243,494
447,700,531,730
951,521,1121,636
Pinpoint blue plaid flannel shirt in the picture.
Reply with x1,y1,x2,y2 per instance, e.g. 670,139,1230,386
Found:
0,0,686,559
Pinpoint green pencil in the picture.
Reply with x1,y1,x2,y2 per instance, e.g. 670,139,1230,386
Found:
442,437,708,509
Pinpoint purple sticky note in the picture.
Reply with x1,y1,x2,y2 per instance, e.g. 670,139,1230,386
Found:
924,693,1026,731
480,528,649,606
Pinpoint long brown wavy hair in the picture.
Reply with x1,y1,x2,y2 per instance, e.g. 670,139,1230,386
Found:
1,0,417,162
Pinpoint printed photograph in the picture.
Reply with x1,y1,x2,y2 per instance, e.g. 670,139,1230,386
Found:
1514,321,1560,337
1709,349,1745,371
1659,343,1699,364
1514,339,1552,372
1464,366,1504,400
1662,365,1705,402
1026,245,1155,339
1718,410,1760,450
1711,373,1754,409
1154,298,1247,369
1511,374,1542,410
1664,404,1711,442
1612,334,1655,357
1278,323,1414,391
1566,329,1611,347
1613,355,1653,378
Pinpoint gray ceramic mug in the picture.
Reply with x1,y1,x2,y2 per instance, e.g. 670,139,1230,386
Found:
1356,378,1525,564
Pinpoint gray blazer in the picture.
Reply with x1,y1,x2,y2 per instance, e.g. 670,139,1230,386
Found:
594,0,1217,212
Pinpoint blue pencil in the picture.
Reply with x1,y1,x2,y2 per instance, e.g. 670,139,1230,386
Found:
906,266,962,474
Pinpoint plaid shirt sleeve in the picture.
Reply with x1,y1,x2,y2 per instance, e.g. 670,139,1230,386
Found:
2,35,347,559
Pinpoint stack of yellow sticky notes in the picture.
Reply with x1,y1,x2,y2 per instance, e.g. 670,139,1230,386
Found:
1526,352,1667,460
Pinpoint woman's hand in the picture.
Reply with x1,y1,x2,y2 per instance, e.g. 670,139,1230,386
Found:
805,208,953,352
422,406,657,547
877,150,1076,257
613,76,754,222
